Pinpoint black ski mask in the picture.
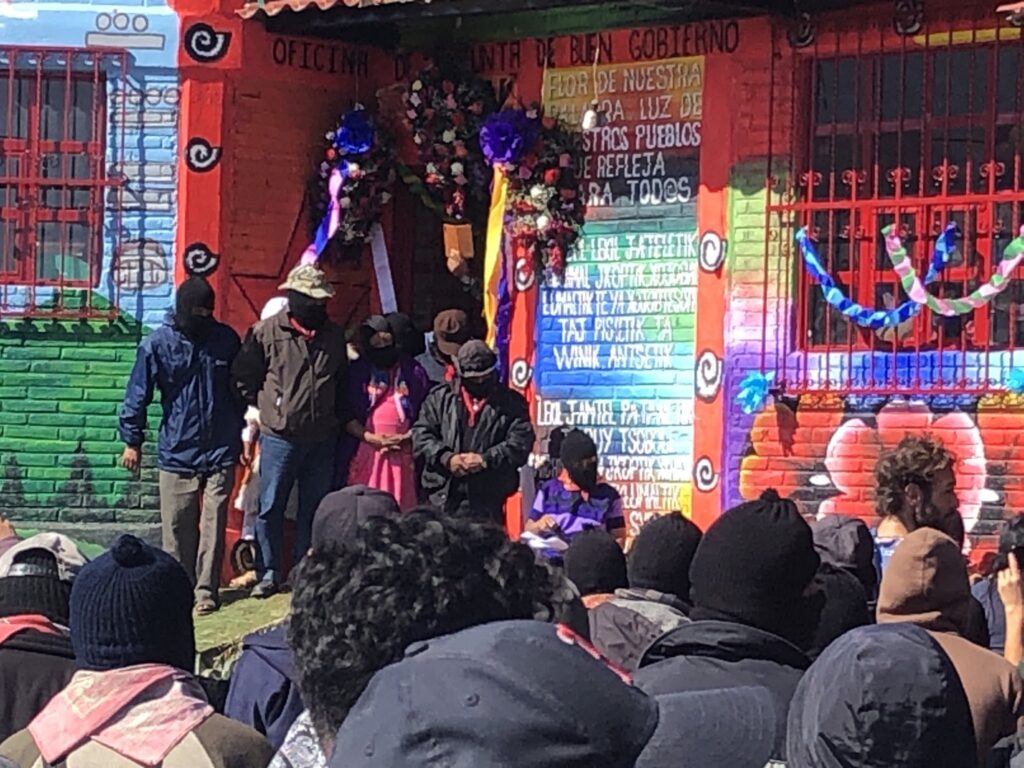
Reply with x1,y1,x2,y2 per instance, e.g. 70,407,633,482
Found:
360,315,400,370
175,277,215,343
560,429,599,491
461,375,495,400
288,290,328,331
386,312,426,358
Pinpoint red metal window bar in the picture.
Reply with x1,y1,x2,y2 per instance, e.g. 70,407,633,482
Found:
0,47,127,318
763,13,1024,395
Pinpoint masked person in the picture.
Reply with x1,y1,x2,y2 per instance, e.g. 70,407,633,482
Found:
232,265,349,599
119,276,243,615
337,316,431,511
412,341,534,526
525,429,625,559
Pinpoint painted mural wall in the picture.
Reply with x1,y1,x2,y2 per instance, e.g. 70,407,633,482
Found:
723,5,1024,560
0,0,180,539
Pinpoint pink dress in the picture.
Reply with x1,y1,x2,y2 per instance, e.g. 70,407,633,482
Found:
347,385,417,511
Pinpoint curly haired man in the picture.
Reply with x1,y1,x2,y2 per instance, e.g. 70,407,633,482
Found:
276,509,583,768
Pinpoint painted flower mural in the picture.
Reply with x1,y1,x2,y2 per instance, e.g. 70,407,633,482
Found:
740,397,993,535
821,401,988,532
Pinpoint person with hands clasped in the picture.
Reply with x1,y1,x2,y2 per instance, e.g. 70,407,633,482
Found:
412,341,534,526
338,315,432,511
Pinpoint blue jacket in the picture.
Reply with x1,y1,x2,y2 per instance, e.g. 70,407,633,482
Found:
119,315,243,474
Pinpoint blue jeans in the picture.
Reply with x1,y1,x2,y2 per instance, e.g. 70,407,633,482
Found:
257,433,336,584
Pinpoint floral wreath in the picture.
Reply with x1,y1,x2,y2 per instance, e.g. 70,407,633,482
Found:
403,66,496,221
480,107,586,283
307,106,396,260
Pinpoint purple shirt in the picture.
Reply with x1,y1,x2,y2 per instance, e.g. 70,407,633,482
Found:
530,478,625,539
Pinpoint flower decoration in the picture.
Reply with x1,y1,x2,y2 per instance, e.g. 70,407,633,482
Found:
310,106,396,256
492,109,586,284
403,66,496,221
736,371,775,415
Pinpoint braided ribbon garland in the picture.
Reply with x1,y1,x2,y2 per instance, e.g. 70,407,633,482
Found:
301,166,347,266
795,223,954,329
885,224,1024,316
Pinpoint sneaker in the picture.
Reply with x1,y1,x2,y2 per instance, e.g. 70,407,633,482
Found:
252,579,279,599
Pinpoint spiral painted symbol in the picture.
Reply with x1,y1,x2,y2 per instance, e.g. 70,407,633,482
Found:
693,456,719,493
183,23,232,63
183,242,220,277
185,138,222,173
509,359,533,390
514,257,536,292
699,231,725,273
695,349,724,402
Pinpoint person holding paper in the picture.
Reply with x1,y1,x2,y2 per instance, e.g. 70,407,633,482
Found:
525,429,626,560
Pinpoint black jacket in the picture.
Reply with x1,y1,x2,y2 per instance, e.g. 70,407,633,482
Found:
636,620,810,761
412,381,534,521
0,630,76,743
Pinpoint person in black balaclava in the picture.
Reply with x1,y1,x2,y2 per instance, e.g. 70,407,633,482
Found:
120,274,244,614
175,276,215,342
525,429,626,557
412,340,534,526
337,315,432,511
359,316,400,371
232,264,350,599
386,312,426,359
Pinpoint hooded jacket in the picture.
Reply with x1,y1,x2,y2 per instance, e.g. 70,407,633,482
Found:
787,622,977,768
635,620,810,761
224,623,303,751
119,315,243,474
877,527,1024,764
812,514,878,602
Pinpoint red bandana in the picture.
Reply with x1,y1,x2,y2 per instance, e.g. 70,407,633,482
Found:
460,388,488,427
289,316,316,340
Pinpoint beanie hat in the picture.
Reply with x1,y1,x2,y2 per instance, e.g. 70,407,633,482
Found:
560,430,597,466
689,489,820,646
0,550,72,626
564,529,627,597
627,514,703,602
175,275,214,315
70,534,195,672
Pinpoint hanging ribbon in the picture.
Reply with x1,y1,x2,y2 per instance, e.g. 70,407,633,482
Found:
796,222,955,329
301,166,347,266
886,224,1024,316
369,223,397,314
483,166,509,348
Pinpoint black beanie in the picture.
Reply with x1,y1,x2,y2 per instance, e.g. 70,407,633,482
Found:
0,550,72,626
564,529,627,597
627,513,703,601
560,429,597,466
70,534,195,672
689,489,820,646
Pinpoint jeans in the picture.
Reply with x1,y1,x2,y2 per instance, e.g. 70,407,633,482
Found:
159,466,235,604
257,433,336,584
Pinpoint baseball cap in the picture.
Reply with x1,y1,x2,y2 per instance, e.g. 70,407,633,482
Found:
332,620,776,768
455,340,497,380
0,533,87,583
311,485,400,553
432,309,471,357
278,264,336,299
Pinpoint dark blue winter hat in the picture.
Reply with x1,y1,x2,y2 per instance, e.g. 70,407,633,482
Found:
70,534,195,672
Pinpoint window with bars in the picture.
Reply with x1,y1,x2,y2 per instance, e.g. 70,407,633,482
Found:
0,48,125,315
765,21,1024,394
